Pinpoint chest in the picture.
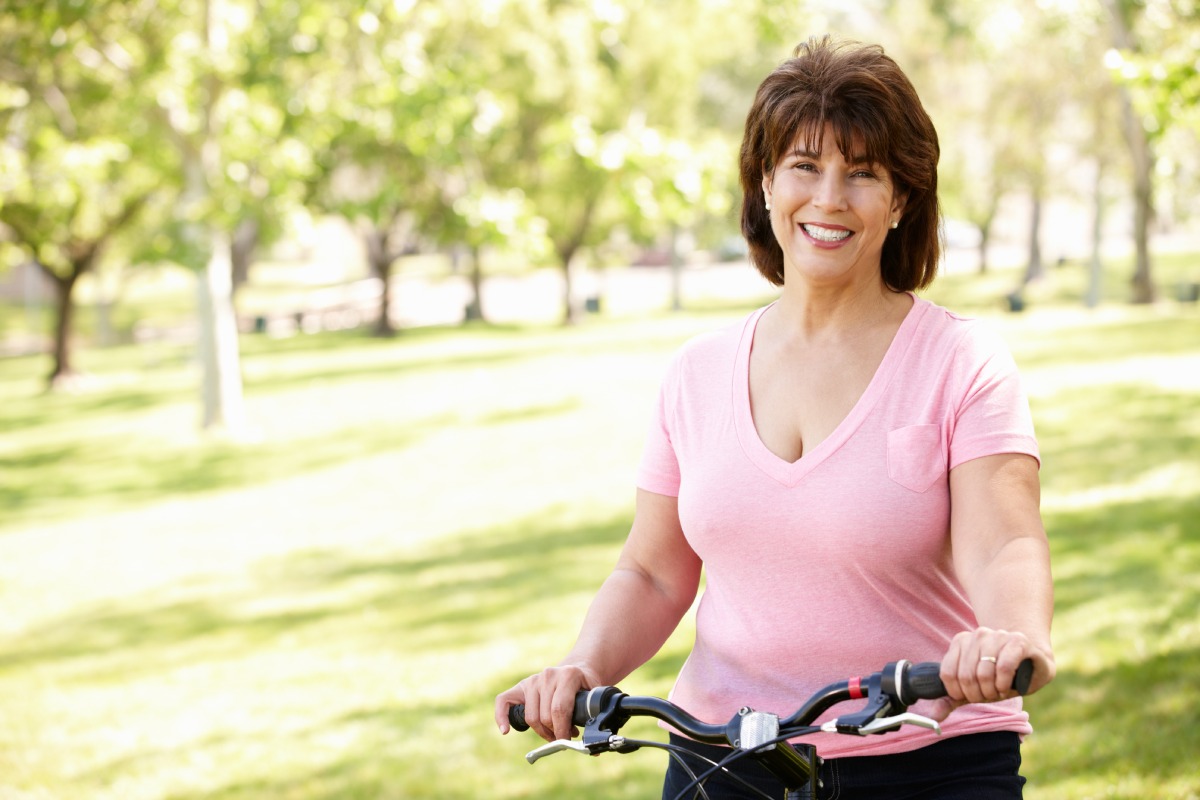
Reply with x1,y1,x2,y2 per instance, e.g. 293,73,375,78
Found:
748,340,888,463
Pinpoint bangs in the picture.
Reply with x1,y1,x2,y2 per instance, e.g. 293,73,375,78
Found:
766,95,891,173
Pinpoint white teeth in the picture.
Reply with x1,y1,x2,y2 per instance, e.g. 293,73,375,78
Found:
802,224,852,242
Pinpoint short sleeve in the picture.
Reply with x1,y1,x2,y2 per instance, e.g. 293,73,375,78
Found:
948,325,1041,471
635,358,682,497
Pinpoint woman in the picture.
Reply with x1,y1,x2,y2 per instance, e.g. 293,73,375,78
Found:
495,37,1055,798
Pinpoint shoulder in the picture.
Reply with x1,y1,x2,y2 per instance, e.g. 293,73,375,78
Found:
666,306,760,376
909,296,1016,366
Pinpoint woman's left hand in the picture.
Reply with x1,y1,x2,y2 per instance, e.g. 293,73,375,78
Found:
928,626,1056,721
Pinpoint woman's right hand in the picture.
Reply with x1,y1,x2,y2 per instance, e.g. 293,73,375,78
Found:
494,664,602,742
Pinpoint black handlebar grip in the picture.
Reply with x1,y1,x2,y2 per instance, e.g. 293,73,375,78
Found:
508,703,530,732
1012,658,1034,695
902,658,1035,705
507,692,593,733
904,661,949,702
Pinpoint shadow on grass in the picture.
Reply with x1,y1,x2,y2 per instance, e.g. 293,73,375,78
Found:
11,493,1200,797
0,507,633,676
1018,313,1200,366
1034,383,1200,497
3,507,658,799
1025,647,1200,794
0,417,439,533
1024,491,1200,794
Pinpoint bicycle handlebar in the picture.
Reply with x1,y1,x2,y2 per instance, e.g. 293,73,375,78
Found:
507,658,1034,735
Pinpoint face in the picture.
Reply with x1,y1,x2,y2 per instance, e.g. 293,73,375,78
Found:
761,124,905,289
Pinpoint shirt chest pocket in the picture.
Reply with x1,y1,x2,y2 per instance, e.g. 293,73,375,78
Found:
887,424,947,493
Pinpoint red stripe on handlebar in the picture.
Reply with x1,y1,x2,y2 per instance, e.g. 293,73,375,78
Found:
848,676,864,699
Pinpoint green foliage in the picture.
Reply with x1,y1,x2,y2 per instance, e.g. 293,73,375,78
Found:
0,1,170,275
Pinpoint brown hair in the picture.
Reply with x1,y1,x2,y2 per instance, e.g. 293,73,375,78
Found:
739,37,941,290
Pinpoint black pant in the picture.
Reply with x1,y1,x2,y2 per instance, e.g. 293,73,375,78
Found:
661,731,1025,799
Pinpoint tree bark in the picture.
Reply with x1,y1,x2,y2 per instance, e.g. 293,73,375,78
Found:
464,243,486,323
1102,0,1156,303
364,225,396,337
670,225,684,312
557,192,599,326
1127,123,1155,303
977,225,990,275
47,268,82,387
1087,159,1105,309
197,232,247,432
559,244,580,326
230,217,259,298
1022,190,1045,286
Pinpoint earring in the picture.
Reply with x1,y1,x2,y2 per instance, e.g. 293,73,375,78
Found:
765,200,772,211
890,220,899,229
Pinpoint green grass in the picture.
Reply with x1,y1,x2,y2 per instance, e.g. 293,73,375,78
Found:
1,259,1199,798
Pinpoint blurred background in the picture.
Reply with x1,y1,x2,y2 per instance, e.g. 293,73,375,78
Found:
1,1,1198,798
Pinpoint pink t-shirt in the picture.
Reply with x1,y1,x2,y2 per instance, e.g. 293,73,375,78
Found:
636,295,1040,758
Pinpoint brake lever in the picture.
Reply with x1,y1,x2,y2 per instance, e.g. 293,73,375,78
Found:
525,739,592,764
525,735,629,764
821,712,941,737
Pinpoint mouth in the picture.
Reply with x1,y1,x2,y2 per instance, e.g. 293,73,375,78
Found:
801,223,853,243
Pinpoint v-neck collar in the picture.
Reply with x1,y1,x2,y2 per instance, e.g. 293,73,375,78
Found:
732,294,928,487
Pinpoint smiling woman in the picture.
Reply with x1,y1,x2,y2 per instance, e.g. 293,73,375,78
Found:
496,36,1055,800
761,128,904,291
739,37,941,295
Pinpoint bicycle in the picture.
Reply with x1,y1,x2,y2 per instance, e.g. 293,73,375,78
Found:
506,657,1034,800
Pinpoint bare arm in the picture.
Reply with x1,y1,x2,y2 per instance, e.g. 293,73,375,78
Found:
494,489,701,741
936,453,1056,716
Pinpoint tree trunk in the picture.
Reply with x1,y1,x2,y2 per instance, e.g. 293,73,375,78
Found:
1128,132,1155,303
557,192,600,326
1022,190,1045,286
48,270,80,387
230,217,259,298
464,243,485,323
559,245,580,326
1102,0,1156,303
670,225,684,312
1087,159,1105,309
197,232,247,433
364,226,396,337
977,220,992,275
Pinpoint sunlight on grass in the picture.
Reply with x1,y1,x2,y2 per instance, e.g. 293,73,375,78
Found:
1,277,1198,798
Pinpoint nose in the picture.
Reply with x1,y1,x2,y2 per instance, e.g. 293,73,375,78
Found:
813,171,848,212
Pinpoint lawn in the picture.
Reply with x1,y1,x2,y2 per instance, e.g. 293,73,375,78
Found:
0,261,1198,799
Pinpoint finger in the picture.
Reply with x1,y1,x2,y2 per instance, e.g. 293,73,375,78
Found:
939,631,971,702
533,680,560,742
955,628,1000,704
550,684,578,741
926,696,962,723
494,688,521,734
974,649,1001,702
993,636,1031,698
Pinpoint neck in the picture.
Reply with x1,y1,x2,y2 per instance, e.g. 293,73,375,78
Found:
770,280,909,343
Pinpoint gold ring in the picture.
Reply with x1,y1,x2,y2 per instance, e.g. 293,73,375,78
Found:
980,656,998,664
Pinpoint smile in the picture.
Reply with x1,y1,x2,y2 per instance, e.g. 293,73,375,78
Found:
801,224,853,243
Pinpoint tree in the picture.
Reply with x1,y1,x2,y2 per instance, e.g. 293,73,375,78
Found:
1100,0,1158,303
295,1,485,336
0,1,165,388
1101,0,1200,303
496,0,766,323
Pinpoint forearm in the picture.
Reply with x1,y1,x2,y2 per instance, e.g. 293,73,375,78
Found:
561,565,696,685
965,535,1054,653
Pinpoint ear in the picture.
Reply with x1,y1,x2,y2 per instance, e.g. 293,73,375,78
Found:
761,172,773,207
891,190,908,221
